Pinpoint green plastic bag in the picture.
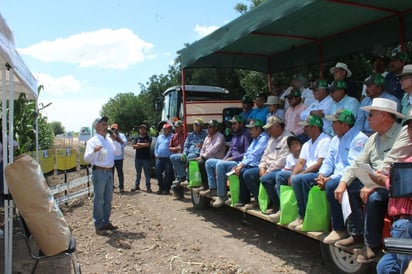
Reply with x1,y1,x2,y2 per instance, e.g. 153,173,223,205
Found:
228,175,240,206
188,161,202,187
302,186,330,232
279,185,298,225
258,183,269,213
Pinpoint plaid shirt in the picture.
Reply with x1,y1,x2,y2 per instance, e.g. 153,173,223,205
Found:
183,129,208,156
169,132,186,153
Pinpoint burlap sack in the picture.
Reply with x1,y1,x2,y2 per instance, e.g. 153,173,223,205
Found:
5,154,71,255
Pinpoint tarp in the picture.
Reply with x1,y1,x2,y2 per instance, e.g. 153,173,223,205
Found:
1,13,38,274
180,0,412,74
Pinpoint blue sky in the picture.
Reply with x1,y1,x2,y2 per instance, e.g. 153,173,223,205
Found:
1,1,241,131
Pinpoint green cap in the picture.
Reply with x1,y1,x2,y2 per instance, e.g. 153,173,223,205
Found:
241,95,253,103
206,119,219,127
245,119,265,128
364,73,385,87
391,47,409,62
313,79,328,90
287,89,301,99
330,79,348,91
298,115,323,128
228,115,245,124
325,109,355,126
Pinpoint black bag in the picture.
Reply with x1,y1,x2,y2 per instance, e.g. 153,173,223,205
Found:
389,162,412,198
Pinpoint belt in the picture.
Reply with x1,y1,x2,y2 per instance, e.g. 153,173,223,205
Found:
393,214,412,221
92,165,113,172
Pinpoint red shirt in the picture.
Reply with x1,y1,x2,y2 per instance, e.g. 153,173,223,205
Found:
169,132,186,154
386,155,412,217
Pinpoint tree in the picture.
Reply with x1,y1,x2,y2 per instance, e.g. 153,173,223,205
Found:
49,121,65,135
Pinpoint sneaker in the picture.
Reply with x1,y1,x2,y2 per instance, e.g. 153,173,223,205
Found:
199,188,217,197
212,196,227,207
334,236,364,249
268,210,281,223
105,223,118,231
243,201,258,210
355,246,379,263
130,186,140,192
295,223,303,231
95,227,108,236
146,187,152,193
233,202,246,208
180,180,189,187
323,230,349,245
225,198,232,206
193,186,206,193
288,217,303,230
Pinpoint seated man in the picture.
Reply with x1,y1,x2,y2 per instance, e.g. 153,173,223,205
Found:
276,115,331,231
284,90,307,143
232,120,269,207
334,98,404,263
244,116,291,213
318,110,368,244
375,110,412,274
170,119,207,198
200,115,250,207
248,93,269,123
326,79,360,136
193,120,226,192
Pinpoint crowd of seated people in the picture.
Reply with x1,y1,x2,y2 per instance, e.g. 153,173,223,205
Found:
163,51,412,271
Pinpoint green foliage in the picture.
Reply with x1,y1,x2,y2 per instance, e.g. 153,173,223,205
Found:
49,121,65,135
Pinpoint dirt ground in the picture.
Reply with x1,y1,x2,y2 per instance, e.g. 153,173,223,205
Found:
0,141,339,274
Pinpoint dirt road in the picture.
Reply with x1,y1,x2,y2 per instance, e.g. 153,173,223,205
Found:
1,144,336,273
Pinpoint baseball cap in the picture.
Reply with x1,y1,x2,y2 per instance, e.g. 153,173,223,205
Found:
193,118,204,125
110,123,119,130
330,80,348,91
245,119,265,128
313,79,328,90
174,120,184,127
94,116,108,125
298,115,323,128
139,124,147,129
287,89,301,99
163,123,172,129
228,115,245,124
364,73,385,86
241,95,253,104
391,46,409,62
325,109,355,126
263,116,283,129
256,92,266,99
206,120,219,127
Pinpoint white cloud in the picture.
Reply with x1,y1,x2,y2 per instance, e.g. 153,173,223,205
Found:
194,24,219,38
35,73,83,96
40,96,108,132
18,28,154,69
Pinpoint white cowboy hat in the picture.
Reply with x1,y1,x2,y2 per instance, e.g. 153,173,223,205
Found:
360,98,404,118
264,95,280,105
330,62,352,78
397,64,412,78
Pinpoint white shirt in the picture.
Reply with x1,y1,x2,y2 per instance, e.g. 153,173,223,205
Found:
299,132,331,169
84,133,121,168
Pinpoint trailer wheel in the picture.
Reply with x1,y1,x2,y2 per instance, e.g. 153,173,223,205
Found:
320,243,370,274
191,189,209,209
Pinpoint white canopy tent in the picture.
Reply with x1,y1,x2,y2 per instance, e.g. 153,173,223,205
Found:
0,14,38,274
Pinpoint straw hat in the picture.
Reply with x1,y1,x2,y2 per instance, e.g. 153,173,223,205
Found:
360,98,404,118
330,62,352,77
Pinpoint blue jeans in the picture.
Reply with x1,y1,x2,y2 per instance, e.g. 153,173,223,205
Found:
113,159,124,190
325,177,345,231
205,159,237,197
291,173,318,218
135,158,151,188
92,169,114,229
261,170,281,210
243,167,260,202
239,166,256,204
377,219,412,274
348,179,389,247
155,158,173,191
275,170,292,196
170,153,187,181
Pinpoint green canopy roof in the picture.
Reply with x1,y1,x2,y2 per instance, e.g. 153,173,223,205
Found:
179,0,412,74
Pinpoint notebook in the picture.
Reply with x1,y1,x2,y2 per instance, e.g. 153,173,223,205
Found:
389,162,412,198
